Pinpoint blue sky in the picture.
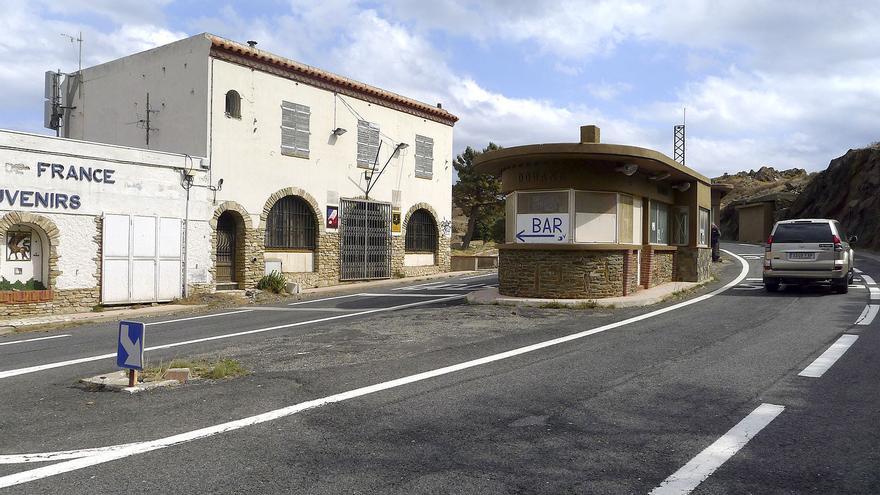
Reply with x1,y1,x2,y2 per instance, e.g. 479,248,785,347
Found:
2,0,879,177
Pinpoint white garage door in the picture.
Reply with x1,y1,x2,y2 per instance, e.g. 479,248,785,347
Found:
102,214,182,304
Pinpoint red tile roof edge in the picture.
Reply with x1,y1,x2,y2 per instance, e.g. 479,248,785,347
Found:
207,34,458,126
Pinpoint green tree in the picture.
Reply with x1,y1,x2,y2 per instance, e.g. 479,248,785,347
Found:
452,143,503,249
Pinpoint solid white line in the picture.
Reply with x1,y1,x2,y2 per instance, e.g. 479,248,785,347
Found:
287,293,360,306
855,305,879,326
745,278,762,281
147,309,254,326
0,295,467,381
849,285,867,289
861,274,876,286
870,288,880,300
0,334,71,347
458,272,497,280
390,281,449,291
798,334,859,378
650,403,785,495
358,293,470,298
0,250,750,486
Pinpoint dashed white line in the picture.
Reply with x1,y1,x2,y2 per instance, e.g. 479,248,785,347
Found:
650,403,785,495
855,305,879,326
458,272,497,280
0,250,751,487
287,293,360,306
861,274,876,286
798,334,859,378
0,334,71,347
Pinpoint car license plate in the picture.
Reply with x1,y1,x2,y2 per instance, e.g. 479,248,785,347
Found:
788,252,814,260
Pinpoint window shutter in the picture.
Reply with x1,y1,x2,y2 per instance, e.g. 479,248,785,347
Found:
281,101,310,157
414,134,433,179
357,120,380,167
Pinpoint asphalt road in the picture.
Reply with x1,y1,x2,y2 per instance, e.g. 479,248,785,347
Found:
0,243,877,494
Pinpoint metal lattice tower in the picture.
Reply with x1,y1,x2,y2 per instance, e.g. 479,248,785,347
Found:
673,124,685,165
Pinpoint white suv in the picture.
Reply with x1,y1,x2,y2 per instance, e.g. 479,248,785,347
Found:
763,219,856,293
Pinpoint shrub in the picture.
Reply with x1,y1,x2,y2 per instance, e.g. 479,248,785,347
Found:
0,277,47,291
256,271,288,294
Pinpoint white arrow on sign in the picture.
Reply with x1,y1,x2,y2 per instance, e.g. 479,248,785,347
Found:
119,324,142,368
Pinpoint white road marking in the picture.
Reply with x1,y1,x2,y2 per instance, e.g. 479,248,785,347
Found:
287,293,360,306
0,334,71,347
871,288,880,300
798,334,859,378
0,250,750,486
861,274,876,286
650,403,785,495
243,307,364,313
0,295,466,380
390,281,449,291
849,284,867,289
855,305,879,326
147,309,254,326
745,277,763,281
854,268,863,274
458,272,497,280
358,293,471,298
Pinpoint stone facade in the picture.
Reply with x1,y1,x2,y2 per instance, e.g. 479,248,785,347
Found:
675,246,712,283
499,248,628,299
398,202,451,278
639,247,676,289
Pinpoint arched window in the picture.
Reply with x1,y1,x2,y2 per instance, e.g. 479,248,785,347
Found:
265,196,316,250
405,209,437,252
225,90,241,118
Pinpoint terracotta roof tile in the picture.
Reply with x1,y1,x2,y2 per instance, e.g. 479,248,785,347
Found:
206,34,458,126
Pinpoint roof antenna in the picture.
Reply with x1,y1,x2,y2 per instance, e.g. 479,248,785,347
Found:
673,107,686,165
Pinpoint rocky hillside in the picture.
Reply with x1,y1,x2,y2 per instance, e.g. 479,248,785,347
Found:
714,166,814,239
785,146,880,249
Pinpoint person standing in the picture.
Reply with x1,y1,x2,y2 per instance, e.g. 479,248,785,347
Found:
711,223,722,262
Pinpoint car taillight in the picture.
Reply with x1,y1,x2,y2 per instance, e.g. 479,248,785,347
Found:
833,234,843,252
765,235,773,252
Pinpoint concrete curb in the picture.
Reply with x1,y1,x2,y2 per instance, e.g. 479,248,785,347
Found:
466,281,702,309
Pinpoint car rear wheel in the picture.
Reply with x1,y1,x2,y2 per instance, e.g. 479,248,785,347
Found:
832,278,849,294
764,281,780,292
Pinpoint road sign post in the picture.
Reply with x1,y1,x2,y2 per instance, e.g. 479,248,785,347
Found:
117,321,145,387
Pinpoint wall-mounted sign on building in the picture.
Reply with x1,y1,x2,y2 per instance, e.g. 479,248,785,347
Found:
515,213,569,243
391,209,402,234
326,205,339,230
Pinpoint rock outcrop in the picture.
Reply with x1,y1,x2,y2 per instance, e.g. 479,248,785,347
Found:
784,146,880,249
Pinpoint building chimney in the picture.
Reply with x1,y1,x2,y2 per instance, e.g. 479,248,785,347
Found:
580,125,600,144
436,103,442,109
247,40,258,47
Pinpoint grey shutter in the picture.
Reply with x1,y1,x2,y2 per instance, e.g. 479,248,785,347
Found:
281,101,309,157
414,134,433,179
357,120,380,167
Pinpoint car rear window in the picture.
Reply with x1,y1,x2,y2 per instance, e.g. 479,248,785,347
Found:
773,223,833,243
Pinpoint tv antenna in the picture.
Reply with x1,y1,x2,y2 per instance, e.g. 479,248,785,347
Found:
135,93,160,146
60,32,83,74
673,108,685,165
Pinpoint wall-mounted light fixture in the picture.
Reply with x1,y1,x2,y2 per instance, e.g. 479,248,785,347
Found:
616,163,639,176
332,127,347,136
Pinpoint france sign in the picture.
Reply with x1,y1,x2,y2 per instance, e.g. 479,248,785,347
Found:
117,320,145,370
515,213,569,243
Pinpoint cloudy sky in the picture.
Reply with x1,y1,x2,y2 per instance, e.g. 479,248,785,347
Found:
2,0,878,178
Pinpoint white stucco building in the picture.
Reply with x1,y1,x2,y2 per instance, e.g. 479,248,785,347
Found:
61,33,458,290
0,129,211,316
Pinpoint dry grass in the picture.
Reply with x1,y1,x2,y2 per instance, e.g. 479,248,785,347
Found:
142,357,247,382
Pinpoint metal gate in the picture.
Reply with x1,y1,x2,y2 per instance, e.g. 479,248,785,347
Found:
340,199,391,281
215,213,237,283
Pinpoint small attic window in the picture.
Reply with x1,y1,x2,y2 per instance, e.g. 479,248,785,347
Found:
225,90,241,119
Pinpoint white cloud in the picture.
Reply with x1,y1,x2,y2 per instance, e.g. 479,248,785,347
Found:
587,81,633,101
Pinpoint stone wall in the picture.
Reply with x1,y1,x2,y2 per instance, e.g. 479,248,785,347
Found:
0,288,100,318
622,250,640,296
499,248,628,299
675,246,712,282
652,251,674,286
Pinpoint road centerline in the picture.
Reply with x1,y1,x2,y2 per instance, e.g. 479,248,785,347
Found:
798,334,859,378
0,334,71,347
650,403,785,495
